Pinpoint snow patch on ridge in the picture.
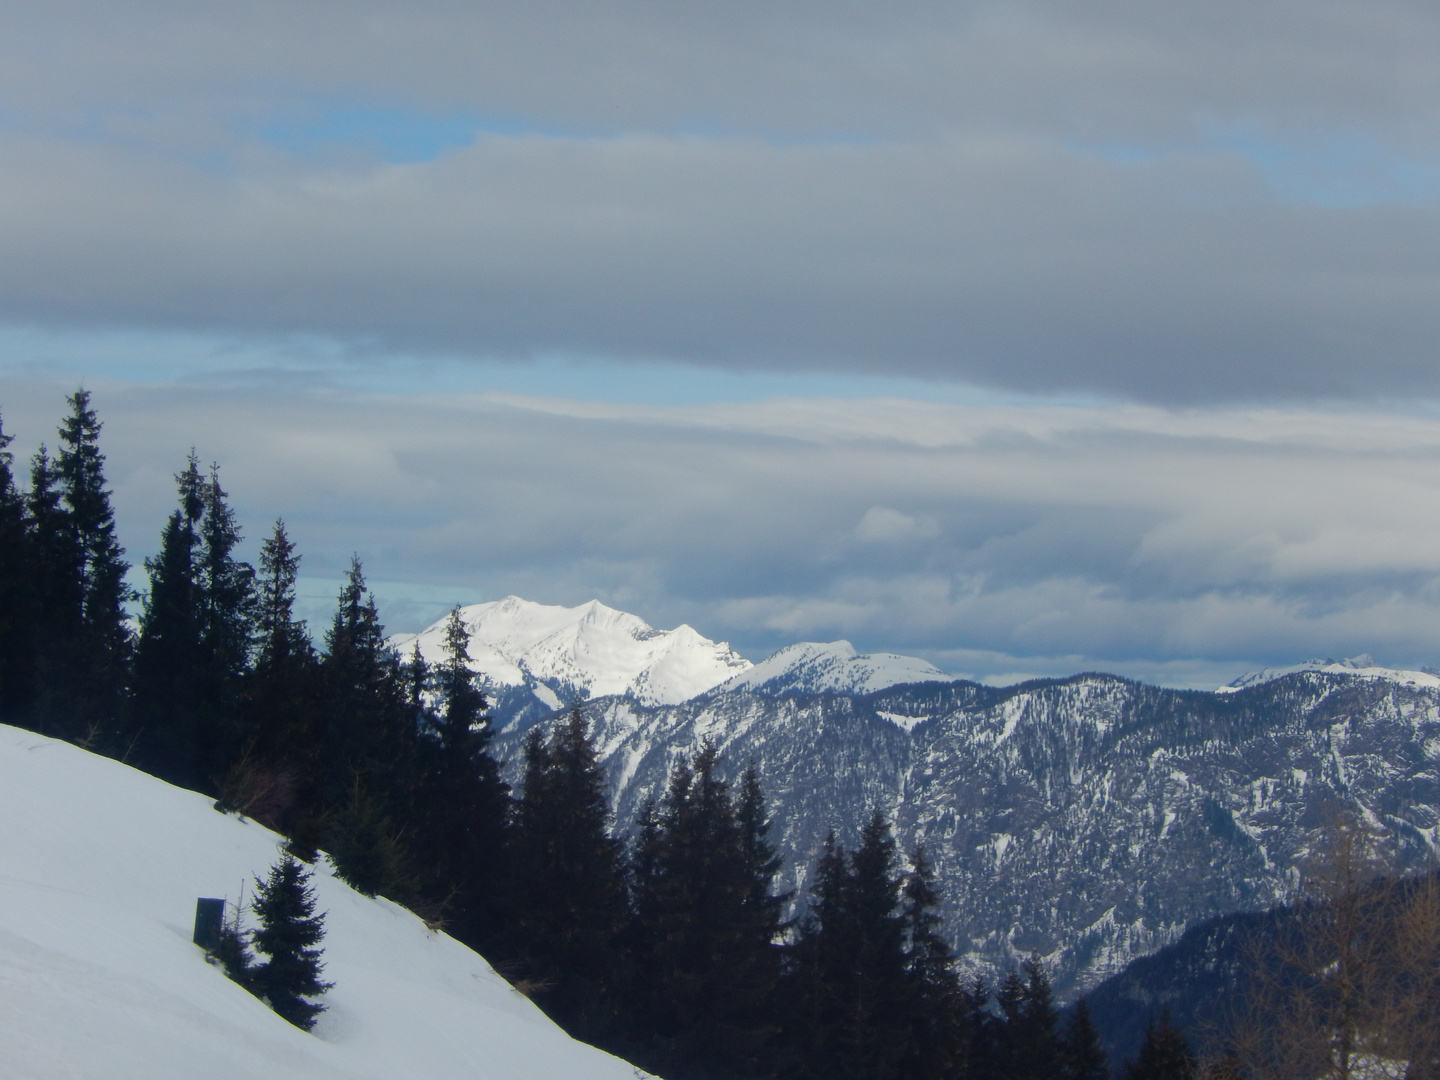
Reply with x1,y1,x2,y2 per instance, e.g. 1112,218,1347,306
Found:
1218,655,1440,693
711,640,955,698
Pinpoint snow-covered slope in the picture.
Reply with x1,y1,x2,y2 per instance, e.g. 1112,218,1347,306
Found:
391,596,751,725
710,640,955,701
0,724,650,1080
1218,654,1440,693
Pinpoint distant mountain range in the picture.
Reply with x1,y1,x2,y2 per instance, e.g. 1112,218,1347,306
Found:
401,599,1440,998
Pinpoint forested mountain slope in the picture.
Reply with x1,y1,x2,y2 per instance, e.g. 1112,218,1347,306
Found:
497,670,1440,995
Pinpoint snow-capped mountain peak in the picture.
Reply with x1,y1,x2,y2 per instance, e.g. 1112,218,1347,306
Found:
1217,654,1440,693
390,597,752,719
710,640,956,700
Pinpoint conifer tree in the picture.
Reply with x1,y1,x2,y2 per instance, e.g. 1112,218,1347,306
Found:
129,453,206,785
511,705,628,1039
409,606,508,934
0,412,36,722
1063,998,1110,1080
25,445,75,735
239,520,320,810
1014,957,1064,1080
54,389,133,743
193,465,256,783
787,813,913,1080
626,744,787,1079
900,846,964,1079
317,560,415,894
1123,1012,1195,1080
250,854,332,1031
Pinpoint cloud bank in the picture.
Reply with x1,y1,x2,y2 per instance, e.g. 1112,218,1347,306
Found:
1,2,1439,401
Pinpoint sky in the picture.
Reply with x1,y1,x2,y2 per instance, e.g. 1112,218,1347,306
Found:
3,1,1440,688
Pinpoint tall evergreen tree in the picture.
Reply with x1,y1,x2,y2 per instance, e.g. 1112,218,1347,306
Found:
1063,998,1111,1080
786,813,913,1080
0,412,36,723
626,744,787,1080
26,393,132,742
1123,1013,1195,1080
409,606,509,934
193,464,256,783
511,705,628,1040
129,453,206,785
900,845,965,1079
54,389,132,743
246,522,318,762
1014,958,1065,1080
250,854,332,1031
317,559,415,893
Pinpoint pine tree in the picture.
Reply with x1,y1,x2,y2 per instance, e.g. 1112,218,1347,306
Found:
1015,957,1064,1080
250,854,332,1031
129,453,206,786
511,705,628,1039
626,744,787,1079
409,606,508,935
786,813,913,1080
1123,1012,1195,1080
230,520,319,830
1063,998,1110,1080
0,412,36,723
26,393,132,743
900,846,964,1079
53,389,133,744
317,560,416,895
193,464,256,784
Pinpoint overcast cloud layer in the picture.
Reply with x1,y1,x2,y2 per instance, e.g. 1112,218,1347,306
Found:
2,1,1440,400
4,374,1439,689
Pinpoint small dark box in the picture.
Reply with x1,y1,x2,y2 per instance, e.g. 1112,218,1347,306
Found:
193,897,226,951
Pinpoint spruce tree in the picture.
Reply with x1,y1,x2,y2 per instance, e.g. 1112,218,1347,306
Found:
1063,998,1110,1080
250,854,332,1031
511,705,628,1040
1123,1012,1195,1080
129,453,206,786
1014,957,1064,1080
900,846,964,1079
0,412,36,723
193,464,256,784
234,520,320,830
626,744,787,1079
25,445,77,735
409,605,508,934
786,813,913,1080
317,560,416,895
53,389,132,744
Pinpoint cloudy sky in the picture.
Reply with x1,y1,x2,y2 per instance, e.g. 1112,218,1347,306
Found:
3,0,1440,687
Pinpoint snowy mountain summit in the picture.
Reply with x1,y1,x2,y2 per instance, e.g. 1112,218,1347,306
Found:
710,640,956,698
391,596,752,725
1217,654,1440,693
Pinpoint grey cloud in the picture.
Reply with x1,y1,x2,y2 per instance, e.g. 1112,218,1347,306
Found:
6,375,1440,683
1,130,1440,400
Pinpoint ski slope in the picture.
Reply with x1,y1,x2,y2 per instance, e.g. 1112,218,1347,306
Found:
0,724,651,1080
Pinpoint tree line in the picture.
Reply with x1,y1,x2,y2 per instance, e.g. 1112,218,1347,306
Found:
0,392,1204,1080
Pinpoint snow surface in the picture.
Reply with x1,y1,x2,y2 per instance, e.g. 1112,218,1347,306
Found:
711,640,956,701
1217,654,1440,693
0,725,651,1080
390,595,751,710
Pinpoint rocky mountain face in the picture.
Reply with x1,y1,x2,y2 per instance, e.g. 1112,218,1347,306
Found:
494,669,1440,998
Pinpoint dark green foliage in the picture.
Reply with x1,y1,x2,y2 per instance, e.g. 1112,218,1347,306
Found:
1063,999,1111,1080
1124,1013,1196,1080
251,854,332,1031
408,606,510,938
327,776,410,900
626,743,787,1080
786,813,914,1080
129,453,206,786
26,392,133,743
900,846,966,1078
208,900,256,991
0,413,35,722
511,705,629,1039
